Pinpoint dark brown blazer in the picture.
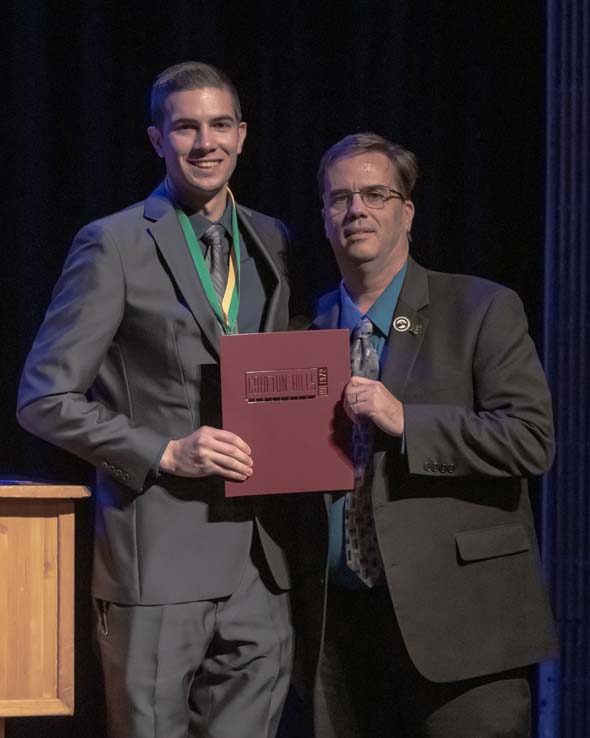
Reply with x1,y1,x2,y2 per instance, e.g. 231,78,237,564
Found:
17,184,291,605
293,256,557,692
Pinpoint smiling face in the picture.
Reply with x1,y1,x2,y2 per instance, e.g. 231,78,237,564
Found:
148,86,247,219
322,152,414,279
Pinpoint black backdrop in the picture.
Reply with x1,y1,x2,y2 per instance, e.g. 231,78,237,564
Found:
3,2,544,736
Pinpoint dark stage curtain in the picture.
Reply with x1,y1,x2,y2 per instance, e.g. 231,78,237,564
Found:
3,2,550,736
537,1,590,736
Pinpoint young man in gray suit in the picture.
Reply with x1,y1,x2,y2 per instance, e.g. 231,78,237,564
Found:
17,62,292,738
292,132,557,737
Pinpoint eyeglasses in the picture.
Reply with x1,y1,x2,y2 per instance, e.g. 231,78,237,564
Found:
323,185,405,214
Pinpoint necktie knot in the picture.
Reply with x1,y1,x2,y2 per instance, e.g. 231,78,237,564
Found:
351,316,374,341
201,223,226,252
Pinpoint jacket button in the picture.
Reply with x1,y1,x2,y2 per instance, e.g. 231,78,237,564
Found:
115,469,123,478
123,472,130,480
448,464,455,473
440,464,447,473
424,462,432,472
101,461,108,468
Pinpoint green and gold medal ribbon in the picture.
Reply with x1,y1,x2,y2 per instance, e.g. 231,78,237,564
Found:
176,188,241,335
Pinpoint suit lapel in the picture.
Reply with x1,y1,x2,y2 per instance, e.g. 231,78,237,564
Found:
144,190,288,354
236,205,284,332
145,186,221,354
312,263,430,399
380,257,430,398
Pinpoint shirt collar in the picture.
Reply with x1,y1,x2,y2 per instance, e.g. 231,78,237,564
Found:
187,195,233,240
339,260,408,335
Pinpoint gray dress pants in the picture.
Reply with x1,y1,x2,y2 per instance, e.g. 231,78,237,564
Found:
95,553,293,738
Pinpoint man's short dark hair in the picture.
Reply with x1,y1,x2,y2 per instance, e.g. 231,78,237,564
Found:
150,61,242,128
317,132,419,200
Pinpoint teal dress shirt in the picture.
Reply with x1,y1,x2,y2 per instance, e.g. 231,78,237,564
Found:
328,262,408,588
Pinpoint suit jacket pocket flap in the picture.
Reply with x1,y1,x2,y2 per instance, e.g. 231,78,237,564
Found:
455,523,530,563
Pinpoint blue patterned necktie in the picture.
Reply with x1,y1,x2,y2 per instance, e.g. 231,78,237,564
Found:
344,317,384,587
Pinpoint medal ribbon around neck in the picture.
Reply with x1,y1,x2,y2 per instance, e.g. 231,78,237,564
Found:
176,188,241,335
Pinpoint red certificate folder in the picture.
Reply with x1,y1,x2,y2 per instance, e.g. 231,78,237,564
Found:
220,329,353,497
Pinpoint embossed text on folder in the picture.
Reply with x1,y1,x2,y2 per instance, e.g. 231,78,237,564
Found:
220,329,353,496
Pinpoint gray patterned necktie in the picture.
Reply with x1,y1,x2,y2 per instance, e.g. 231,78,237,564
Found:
201,223,228,301
344,316,384,587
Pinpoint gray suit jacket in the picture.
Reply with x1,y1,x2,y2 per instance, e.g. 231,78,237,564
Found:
17,185,291,605
293,257,558,688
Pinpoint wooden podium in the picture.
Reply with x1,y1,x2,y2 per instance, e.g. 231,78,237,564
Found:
0,482,90,738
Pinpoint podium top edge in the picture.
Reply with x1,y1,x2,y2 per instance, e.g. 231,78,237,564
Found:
0,483,91,499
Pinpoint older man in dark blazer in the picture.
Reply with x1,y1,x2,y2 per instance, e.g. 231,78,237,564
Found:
17,62,292,738
292,132,557,738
